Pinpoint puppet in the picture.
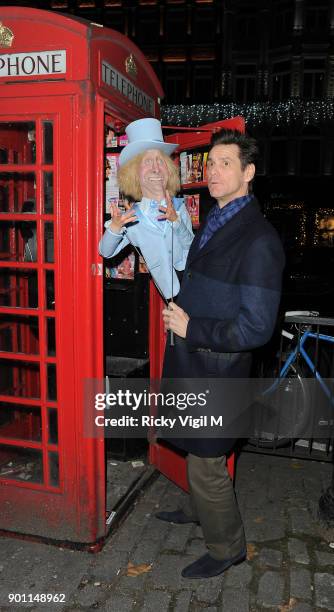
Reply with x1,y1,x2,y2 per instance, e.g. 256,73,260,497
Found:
99,118,194,300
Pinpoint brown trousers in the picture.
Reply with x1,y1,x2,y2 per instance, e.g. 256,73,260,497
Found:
182,454,246,560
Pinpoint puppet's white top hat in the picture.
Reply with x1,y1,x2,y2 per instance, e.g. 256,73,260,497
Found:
119,117,178,166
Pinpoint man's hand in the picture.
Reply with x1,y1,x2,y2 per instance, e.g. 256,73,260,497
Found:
109,202,137,233
162,302,189,338
157,189,178,222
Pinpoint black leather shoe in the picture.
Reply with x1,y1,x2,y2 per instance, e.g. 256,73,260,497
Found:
181,548,247,579
155,510,200,525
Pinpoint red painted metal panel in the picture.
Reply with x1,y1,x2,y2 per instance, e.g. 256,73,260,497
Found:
0,7,89,83
91,37,163,119
165,117,245,150
149,282,166,380
0,96,89,539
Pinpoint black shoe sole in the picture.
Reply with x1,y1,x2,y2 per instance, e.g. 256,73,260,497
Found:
155,512,200,525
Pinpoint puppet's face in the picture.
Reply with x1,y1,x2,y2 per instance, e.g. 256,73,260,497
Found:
139,149,169,199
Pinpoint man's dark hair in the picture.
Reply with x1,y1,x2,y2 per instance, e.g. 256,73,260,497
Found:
210,129,259,170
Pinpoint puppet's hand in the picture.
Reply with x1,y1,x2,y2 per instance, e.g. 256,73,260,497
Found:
158,189,178,222
109,202,137,233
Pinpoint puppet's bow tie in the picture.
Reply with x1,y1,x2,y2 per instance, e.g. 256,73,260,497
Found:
150,199,166,210
146,200,166,228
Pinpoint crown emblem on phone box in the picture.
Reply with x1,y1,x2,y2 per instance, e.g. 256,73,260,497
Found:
0,22,14,48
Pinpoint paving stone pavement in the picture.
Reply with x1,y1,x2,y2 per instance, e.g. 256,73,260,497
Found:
1,451,334,611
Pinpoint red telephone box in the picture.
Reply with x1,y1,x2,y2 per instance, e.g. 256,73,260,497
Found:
0,6,242,546
0,6,166,544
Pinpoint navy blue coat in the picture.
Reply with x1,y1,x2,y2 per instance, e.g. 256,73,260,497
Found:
162,197,285,457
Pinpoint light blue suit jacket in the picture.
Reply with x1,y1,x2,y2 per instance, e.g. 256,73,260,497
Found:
99,197,194,300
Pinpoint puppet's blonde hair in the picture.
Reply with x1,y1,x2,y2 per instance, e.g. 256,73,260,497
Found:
117,151,180,201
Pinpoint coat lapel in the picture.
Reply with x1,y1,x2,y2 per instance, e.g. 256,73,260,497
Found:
188,198,261,265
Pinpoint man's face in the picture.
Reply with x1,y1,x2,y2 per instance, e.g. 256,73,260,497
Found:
139,149,169,199
207,144,254,207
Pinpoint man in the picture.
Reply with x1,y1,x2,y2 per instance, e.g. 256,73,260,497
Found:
158,128,285,579
99,117,193,300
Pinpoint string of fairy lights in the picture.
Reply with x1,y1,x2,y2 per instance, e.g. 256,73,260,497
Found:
161,98,334,128
264,202,308,246
249,199,334,246
314,208,334,246
161,99,334,247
